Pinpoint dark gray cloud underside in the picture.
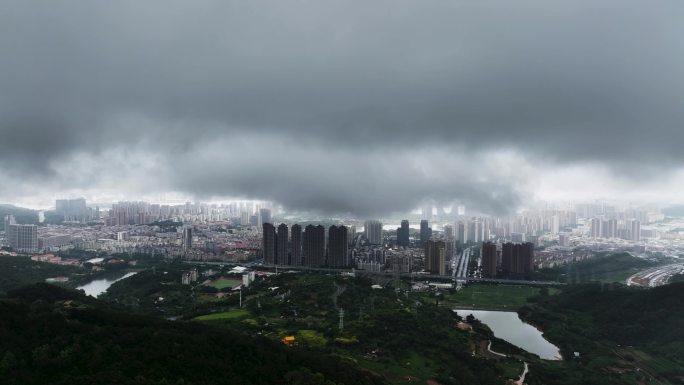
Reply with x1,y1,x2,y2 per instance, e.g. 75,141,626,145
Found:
0,0,682,213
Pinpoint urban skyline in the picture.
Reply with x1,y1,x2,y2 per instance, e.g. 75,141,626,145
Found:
2,2,683,384
1,196,666,262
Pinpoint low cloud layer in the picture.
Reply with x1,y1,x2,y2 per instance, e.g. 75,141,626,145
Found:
1,1,683,213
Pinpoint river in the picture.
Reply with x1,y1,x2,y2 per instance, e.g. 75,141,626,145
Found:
453,309,561,360
77,272,137,298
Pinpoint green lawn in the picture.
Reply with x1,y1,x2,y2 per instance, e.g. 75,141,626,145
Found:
444,284,549,309
355,351,436,384
296,329,327,348
194,309,249,321
210,278,242,289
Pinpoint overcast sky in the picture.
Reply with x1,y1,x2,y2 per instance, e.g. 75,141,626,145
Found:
1,1,683,215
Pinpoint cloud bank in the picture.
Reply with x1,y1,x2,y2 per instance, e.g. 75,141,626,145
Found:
1,1,683,214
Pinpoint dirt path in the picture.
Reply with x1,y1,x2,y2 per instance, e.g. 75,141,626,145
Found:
513,362,528,385
478,340,506,359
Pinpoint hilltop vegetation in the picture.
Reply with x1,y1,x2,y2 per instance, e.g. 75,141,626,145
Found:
0,283,386,385
0,256,82,294
520,282,684,384
5,255,683,385
192,273,523,385
0,204,38,230
105,269,521,384
531,252,657,283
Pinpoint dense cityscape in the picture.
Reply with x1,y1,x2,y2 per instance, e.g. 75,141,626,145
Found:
3,198,683,288
2,198,684,384
2,1,684,384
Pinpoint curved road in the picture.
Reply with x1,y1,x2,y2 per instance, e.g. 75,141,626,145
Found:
626,263,684,287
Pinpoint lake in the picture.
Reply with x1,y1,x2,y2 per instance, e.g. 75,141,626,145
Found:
453,309,561,360
77,272,137,298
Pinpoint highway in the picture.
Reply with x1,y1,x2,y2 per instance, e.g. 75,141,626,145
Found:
182,259,563,286
626,263,684,287
452,247,472,279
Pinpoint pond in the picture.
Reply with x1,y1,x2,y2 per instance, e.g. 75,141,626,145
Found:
77,272,137,298
454,309,561,360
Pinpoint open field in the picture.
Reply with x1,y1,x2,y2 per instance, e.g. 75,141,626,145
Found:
356,351,435,384
443,284,556,310
194,309,249,321
209,278,241,289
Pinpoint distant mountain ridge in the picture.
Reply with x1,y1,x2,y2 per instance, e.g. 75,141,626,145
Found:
0,204,38,230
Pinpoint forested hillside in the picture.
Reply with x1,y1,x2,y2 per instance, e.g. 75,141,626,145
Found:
0,284,386,385
521,282,684,384
0,204,38,230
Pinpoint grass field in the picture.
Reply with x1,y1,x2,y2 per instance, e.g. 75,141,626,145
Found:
356,351,435,384
296,329,327,347
625,347,683,376
209,278,242,289
443,284,553,309
194,309,249,321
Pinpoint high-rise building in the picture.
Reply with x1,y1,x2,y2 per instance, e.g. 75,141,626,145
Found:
443,224,454,240
467,220,484,243
259,208,272,225
291,224,302,266
56,198,88,222
347,225,357,246
424,239,446,275
590,218,602,238
510,232,526,243
481,242,498,278
328,225,349,268
501,242,534,275
420,220,431,244
559,233,570,247
262,223,277,264
550,215,559,236
456,221,467,244
303,225,325,267
501,242,514,274
601,218,617,239
106,201,155,226
396,220,410,247
240,211,250,226
517,242,535,273
629,219,641,242
3,214,15,232
277,223,289,265
9,224,38,253
183,226,193,253
364,220,383,245
4,215,37,253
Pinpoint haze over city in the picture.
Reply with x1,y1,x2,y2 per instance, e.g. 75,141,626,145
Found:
1,2,684,385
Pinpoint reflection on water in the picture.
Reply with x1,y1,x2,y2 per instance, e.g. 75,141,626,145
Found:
454,309,561,360
77,272,137,298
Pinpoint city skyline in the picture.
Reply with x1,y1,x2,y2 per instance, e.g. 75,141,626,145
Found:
2,2,683,384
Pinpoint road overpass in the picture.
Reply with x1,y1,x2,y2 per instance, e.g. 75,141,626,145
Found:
182,260,563,286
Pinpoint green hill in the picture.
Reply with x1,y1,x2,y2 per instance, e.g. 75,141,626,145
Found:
0,204,38,230
520,282,684,384
0,283,386,385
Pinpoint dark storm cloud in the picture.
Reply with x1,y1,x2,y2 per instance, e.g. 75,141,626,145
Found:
0,1,683,212
166,137,521,216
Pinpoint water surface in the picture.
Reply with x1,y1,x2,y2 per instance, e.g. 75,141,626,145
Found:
77,272,137,298
454,309,561,360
